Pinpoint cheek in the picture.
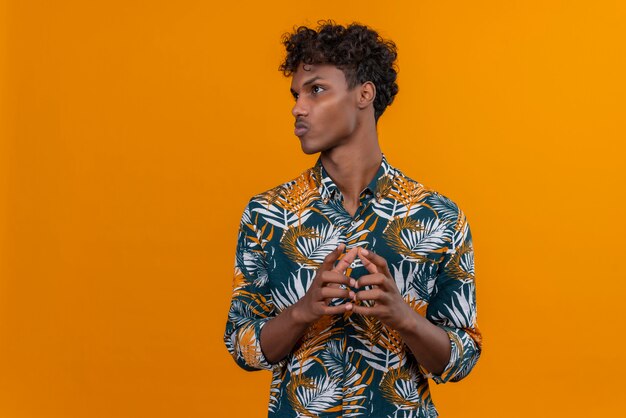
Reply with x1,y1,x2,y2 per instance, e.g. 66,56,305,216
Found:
318,97,356,131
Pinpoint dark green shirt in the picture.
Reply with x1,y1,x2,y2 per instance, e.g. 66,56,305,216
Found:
225,155,481,417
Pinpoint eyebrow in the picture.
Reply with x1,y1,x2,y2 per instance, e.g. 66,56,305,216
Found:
290,76,324,95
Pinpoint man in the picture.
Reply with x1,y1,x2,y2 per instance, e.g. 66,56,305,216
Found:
224,21,481,417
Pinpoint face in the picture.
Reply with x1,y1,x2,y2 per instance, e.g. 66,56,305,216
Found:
290,63,360,154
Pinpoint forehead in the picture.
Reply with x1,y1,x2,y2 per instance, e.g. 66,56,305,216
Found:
290,63,348,89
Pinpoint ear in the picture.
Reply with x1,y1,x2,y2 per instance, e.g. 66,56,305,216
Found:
356,81,376,110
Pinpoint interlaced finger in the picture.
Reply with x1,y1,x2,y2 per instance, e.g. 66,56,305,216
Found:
355,288,383,303
333,246,358,274
355,273,387,289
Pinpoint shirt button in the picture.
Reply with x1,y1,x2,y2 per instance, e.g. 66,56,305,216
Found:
347,347,354,353
350,220,356,226
350,262,357,268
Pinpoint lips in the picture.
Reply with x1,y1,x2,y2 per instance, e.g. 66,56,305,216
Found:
294,121,309,137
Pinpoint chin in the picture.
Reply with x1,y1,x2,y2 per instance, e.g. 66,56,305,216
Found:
299,138,324,155
300,144,321,155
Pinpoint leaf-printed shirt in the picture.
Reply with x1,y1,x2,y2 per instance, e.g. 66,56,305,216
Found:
224,154,482,417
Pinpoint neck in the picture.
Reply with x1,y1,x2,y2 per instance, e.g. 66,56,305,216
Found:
320,130,382,204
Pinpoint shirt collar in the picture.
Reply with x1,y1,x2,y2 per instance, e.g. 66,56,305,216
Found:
312,153,396,204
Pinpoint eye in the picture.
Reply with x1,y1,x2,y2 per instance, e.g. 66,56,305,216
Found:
292,92,299,101
312,85,325,94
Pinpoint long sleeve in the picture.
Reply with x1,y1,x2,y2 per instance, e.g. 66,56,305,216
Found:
224,201,275,371
421,209,482,383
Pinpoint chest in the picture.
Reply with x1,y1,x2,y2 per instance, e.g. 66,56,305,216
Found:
263,199,448,312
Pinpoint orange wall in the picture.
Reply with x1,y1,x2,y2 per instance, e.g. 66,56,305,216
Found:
2,1,625,417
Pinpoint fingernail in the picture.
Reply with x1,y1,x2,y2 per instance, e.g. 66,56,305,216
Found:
361,248,369,255
350,279,356,287
345,302,353,310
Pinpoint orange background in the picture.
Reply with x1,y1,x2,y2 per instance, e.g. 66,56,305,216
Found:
2,1,625,417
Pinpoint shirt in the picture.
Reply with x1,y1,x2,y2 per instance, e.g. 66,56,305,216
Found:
224,154,482,417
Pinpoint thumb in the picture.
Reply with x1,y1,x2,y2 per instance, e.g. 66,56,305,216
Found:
358,248,391,276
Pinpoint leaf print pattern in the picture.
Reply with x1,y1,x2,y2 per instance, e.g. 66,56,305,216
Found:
224,155,482,416
384,217,450,263
388,175,433,213
287,374,343,417
426,192,458,224
320,340,371,416
280,223,344,268
380,366,421,410
270,270,315,312
446,240,475,283
269,366,287,413
290,315,339,375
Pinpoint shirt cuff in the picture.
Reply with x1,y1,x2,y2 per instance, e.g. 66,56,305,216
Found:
232,317,276,371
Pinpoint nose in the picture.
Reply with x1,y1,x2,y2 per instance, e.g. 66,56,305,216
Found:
292,97,308,118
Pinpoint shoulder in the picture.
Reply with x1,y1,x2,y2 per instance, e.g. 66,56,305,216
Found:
239,166,319,235
246,166,318,208
391,166,468,230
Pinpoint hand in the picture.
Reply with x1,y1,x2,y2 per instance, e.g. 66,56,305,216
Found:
350,248,413,331
291,244,358,326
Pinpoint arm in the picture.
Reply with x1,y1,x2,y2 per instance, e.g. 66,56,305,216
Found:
223,203,275,370
420,217,481,383
352,215,481,381
352,248,451,374
224,203,359,369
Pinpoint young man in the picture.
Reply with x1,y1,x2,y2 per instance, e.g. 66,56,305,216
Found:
224,21,481,417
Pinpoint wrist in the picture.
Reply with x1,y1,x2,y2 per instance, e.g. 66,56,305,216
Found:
394,304,420,335
289,301,314,328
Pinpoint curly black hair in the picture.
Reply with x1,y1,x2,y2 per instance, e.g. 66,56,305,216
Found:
279,20,399,122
